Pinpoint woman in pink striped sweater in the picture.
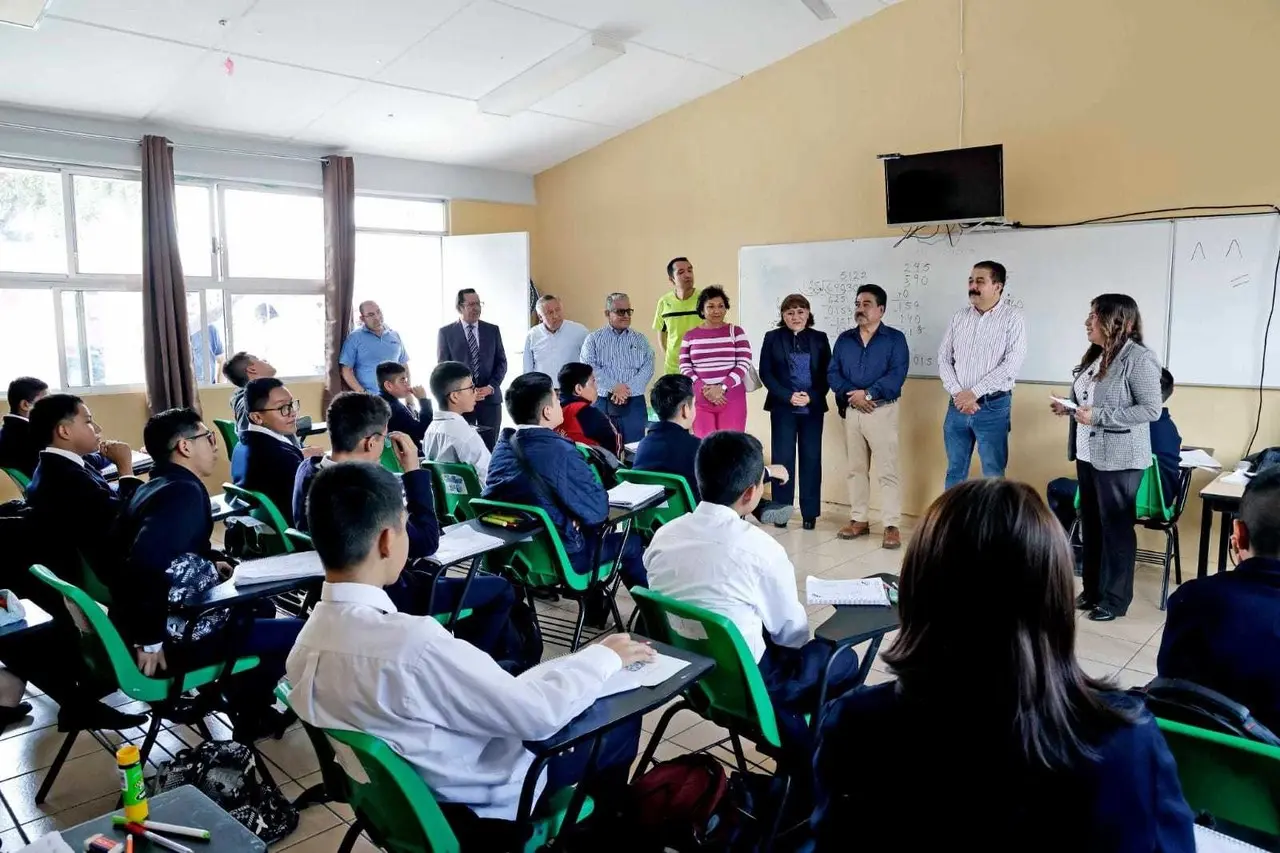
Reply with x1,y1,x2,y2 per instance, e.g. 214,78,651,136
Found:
679,285,753,437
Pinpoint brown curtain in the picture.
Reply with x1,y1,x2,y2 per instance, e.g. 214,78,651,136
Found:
322,156,356,410
141,135,199,415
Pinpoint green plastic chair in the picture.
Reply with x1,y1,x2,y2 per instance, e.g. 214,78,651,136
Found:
276,681,590,853
213,418,239,456
1156,717,1280,836
28,564,262,804
422,460,483,523
2,466,30,496
222,483,296,554
615,469,696,541
470,497,622,650
75,551,115,606
574,444,603,485
380,442,404,474
629,586,791,847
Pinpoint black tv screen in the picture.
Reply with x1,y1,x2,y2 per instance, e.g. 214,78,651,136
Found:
884,144,1004,226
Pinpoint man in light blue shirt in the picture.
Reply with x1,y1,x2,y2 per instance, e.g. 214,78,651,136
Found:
340,301,410,394
580,292,654,445
524,295,589,388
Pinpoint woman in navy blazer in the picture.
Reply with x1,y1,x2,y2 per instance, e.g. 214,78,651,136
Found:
811,479,1195,852
759,294,830,529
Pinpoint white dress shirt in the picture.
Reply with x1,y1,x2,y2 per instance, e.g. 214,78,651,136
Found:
422,411,491,485
937,297,1028,398
644,502,810,663
41,446,87,467
243,423,296,445
524,320,590,387
285,582,622,820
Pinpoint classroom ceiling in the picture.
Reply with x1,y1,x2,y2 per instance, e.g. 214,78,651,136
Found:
0,0,899,174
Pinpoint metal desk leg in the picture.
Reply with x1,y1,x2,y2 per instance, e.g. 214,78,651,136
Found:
813,636,882,732
445,554,483,633
547,736,603,850
1197,498,1213,579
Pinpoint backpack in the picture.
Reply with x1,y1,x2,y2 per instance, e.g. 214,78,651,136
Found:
153,740,299,844
222,515,280,560
630,754,729,848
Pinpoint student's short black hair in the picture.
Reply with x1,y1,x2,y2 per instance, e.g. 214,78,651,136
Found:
651,374,694,422
306,462,406,572
696,285,730,319
7,376,48,412
245,377,285,414
505,373,555,426
30,393,84,448
376,361,407,393
856,284,888,308
1160,368,1175,403
695,431,765,507
667,257,691,280
430,361,474,409
327,392,391,454
223,352,254,388
1241,467,1280,559
558,362,594,395
974,260,1007,285
144,407,204,461
456,288,479,310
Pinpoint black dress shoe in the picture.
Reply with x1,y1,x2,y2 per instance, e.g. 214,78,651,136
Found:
1075,593,1097,611
1087,606,1117,622
59,703,149,733
802,519,816,531
773,522,788,529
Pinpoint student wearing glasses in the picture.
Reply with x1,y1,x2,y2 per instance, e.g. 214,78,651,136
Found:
422,361,492,485
580,292,655,445
114,408,303,740
231,377,323,525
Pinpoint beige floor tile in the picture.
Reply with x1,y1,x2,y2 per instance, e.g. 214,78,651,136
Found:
630,739,683,778
640,700,699,739
1076,658,1119,681
1075,609,1164,645
863,668,896,686
1,826,29,848
1073,632,1142,668
272,779,344,849
1127,643,1160,676
43,789,121,832
256,726,322,781
804,536,883,562
668,720,729,752
0,748,122,826
278,823,376,852
0,726,99,782
835,547,907,579
296,770,352,822
0,695,60,743
1112,668,1154,690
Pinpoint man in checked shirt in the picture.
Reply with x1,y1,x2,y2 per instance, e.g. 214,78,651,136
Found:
937,261,1027,490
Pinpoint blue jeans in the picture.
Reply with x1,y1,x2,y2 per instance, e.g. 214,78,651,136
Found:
595,396,647,446
943,393,1012,490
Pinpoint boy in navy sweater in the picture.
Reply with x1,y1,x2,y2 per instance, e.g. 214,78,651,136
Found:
377,360,433,447
231,377,322,525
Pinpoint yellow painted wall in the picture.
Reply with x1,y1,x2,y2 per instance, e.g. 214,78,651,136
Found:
0,381,329,503
532,0,1280,534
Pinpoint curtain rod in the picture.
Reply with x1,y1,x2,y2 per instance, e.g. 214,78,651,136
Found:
0,120,329,163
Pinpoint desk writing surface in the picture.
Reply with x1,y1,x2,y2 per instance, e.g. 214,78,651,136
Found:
1200,472,1246,501
0,599,53,640
426,518,535,566
813,572,901,646
606,490,666,523
58,785,266,852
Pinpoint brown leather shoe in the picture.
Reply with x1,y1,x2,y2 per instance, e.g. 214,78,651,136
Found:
837,521,870,540
882,526,902,550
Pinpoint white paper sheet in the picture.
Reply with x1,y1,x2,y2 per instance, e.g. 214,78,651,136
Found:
232,551,325,586
607,482,664,508
429,524,508,565
806,576,890,607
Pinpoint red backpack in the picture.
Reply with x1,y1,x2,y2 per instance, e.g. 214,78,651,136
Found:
630,754,729,847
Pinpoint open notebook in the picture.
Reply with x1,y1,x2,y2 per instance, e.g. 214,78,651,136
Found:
232,551,325,586
607,482,665,508
805,576,890,607
519,652,690,699
1194,824,1268,852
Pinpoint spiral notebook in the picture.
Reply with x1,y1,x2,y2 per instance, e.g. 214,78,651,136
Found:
1193,824,1267,852
805,576,890,607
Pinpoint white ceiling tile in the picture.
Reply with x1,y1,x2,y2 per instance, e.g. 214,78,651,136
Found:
149,54,363,139
0,18,208,119
220,0,470,79
377,0,584,99
531,45,737,129
457,111,622,173
49,0,255,47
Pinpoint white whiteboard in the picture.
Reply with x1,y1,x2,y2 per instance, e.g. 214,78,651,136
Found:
739,221,1174,385
441,232,532,366
1167,215,1280,388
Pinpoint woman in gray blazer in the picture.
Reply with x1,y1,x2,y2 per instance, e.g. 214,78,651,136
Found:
1051,294,1163,622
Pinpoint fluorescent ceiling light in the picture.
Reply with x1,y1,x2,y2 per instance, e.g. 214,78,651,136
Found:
0,0,50,28
800,0,837,21
479,33,625,117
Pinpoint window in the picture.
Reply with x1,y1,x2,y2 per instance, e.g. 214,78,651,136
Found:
0,166,66,274
176,184,213,278
229,293,325,378
187,288,227,385
222,188,323,280
73,175,142,275
354,196,447,233
0,289,59,383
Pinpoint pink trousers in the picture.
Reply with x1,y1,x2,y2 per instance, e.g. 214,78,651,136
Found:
693,385,748,437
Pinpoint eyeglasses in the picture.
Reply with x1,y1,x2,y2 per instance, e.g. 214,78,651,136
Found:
462,301,484,309
611,309,635,317
179,430,216,449
451,384,477,395
254,400,300,416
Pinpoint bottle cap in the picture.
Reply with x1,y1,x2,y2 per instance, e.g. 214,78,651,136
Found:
117,745,140,764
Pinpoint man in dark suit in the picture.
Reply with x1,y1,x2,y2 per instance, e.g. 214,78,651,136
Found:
115,407,301,739
230,377,320,525
0,376,50,477
1157,466,1280,734
437,288,507,450
376,361,433,447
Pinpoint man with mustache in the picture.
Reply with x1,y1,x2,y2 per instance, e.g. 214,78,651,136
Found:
828,285,909,549
937,261,1027,490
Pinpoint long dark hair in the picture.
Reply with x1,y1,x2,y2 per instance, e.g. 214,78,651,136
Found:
1075,293,1143,379
883,479,1135,768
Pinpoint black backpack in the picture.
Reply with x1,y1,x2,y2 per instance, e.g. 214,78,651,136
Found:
153,740,299,843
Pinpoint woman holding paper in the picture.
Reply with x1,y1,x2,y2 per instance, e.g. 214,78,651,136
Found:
809,479,1196,851
1050,294,1163,622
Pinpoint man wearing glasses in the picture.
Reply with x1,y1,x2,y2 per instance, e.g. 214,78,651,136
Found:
437,289,508,450
581,292,655,445
231,377,323,525
340,301,411,395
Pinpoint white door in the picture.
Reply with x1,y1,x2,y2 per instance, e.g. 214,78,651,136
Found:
441,230,532,395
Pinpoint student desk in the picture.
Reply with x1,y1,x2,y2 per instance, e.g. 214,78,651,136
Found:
0,598,52,641
813,572,901,722
517,640,715,836
58,784,266,852
99,450,154,480
424,518,536,632
298,420,327,439
1197,472,1246,579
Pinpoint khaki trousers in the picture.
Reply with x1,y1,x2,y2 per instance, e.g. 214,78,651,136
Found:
843,402,901,527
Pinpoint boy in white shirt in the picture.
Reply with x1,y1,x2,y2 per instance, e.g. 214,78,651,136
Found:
644,430,862,757
285,461,654,839
422,361,491,485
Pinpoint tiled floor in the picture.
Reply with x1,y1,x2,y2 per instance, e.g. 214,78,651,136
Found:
1,504,1176,850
